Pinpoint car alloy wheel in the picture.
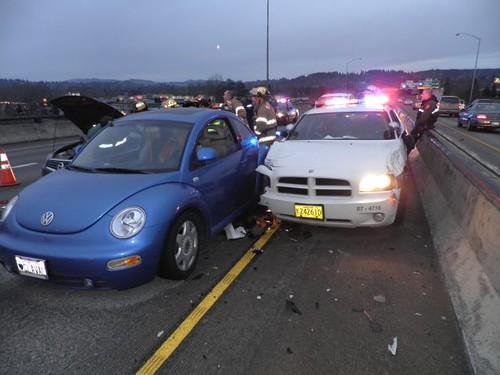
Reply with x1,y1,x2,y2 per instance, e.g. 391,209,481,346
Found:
159,211,203,279
174,220,198,271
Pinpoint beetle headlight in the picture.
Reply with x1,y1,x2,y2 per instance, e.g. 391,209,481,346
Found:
110,207,146,239
1,195,18,222
359,174,396,192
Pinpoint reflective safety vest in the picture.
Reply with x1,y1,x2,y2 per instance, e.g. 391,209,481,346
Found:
254,101,277,143
228,98,247,124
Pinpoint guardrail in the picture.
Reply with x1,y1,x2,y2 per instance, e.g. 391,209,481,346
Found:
410,129,500,375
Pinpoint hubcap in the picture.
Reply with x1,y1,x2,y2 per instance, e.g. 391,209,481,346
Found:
174,220,198,271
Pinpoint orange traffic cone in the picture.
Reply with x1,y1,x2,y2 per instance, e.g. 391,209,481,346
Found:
0,149,19,187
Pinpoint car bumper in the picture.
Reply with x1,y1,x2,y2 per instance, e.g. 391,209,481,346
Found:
259,190,400,227
475,120,500,129
0,219,166,289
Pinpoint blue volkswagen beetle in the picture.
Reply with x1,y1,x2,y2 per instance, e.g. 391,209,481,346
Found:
0,108,261,289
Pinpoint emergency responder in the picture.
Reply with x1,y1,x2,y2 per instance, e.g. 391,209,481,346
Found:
411,89,439,142
250,86,277,144
223,90,247,124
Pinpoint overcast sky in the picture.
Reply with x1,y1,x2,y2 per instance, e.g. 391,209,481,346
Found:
0,0,499,82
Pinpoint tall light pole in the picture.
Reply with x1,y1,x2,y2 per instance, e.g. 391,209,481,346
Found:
456,32,481,103
266,0,270,86
345,57,362,92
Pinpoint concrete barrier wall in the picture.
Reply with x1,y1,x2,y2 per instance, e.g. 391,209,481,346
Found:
411,133,500,375
0,118,83,145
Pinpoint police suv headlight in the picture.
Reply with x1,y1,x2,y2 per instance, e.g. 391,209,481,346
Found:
110,207,146,239
359,174,396,192
0,195,18,222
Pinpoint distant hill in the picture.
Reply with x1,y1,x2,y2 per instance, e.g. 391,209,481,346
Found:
1,68,498,103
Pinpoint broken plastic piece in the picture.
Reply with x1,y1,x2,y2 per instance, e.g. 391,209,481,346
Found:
373,294,386,303
286,299,302,315
224,223,247,240
388,337,398,356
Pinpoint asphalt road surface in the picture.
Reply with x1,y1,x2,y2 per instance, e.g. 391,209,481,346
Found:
0,147,471,374
0,137,81,203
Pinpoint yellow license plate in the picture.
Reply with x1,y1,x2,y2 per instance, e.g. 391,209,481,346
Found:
294,204,324,220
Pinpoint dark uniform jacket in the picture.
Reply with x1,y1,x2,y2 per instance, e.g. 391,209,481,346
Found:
415,95,439,130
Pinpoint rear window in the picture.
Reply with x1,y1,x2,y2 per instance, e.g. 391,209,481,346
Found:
476,103,500,111
441,97,459,104
288,111,395,141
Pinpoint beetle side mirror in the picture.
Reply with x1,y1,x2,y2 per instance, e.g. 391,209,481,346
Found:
196,147,217,162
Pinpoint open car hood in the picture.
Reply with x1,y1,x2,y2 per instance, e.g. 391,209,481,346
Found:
51,95,124,135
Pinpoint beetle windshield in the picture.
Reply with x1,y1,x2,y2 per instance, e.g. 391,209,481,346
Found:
72,120,193,173
288,111,394,140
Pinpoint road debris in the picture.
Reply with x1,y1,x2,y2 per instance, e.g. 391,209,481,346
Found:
286,347,293,354
441,316,447,321
415,313,423,316
388,337,398,356
157,330,164,338
224,223,247,240
315,302,320,309
328,250,335,254
326,288,331,293
373,294,386,303
257,294,263,301
286,299,302,315
352,308,383,333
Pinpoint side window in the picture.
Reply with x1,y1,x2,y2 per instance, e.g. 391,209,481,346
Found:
230,117,253,140
389,110,402,137
194,118,239,163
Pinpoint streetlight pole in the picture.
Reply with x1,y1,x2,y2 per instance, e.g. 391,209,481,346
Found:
345,57,362,92
456,32,481,103
266,0,269,86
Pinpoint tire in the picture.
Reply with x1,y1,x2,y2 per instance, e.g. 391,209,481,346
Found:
394,171,408,226
158,211,204,279
467,120,475,131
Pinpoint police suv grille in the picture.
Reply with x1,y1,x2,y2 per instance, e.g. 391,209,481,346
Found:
277,186,308,195
316,189,351,197
276,176,352,197
315,178,350,186
279,177,307,185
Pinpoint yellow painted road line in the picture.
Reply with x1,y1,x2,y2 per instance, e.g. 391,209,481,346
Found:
137,221,280,375
436,121,500,154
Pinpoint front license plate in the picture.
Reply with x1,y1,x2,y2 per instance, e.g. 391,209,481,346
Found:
15,255,48,279
294,204,324,220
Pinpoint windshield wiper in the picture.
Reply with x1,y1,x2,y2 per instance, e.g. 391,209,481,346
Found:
94,167,151,174
67,165,97,173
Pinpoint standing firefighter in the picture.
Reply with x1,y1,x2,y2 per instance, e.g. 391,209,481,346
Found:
223,90,247,124
411,89,439,142
250,86,277,144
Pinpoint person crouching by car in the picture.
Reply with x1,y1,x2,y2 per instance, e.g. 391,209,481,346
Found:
250,86,277,144
411,89,439,142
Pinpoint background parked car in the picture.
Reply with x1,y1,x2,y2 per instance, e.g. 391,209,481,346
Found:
43,96,128,175
271,97,300,125
438,96,460,117
457,100,500,131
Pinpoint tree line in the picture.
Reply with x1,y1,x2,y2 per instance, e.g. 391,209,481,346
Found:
0,68,498,105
